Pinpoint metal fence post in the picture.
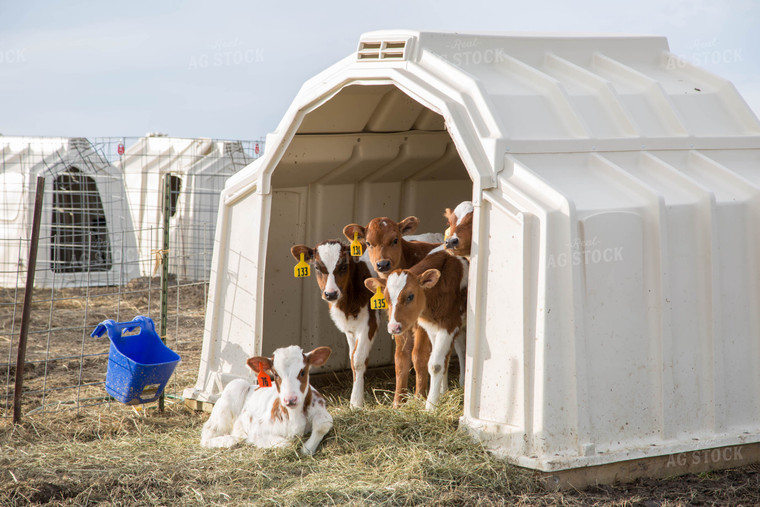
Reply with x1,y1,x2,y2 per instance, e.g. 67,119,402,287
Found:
13,176,45,424
159,173,171,412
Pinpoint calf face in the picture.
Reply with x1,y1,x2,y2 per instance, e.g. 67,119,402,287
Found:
291,241,351,302
344,217,419,276
247,346,331,409
444,201,473,257
365,269,441,335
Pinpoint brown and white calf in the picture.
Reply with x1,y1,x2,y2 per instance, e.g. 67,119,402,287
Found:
444,201,473,258
290,241,377,408
343,217,442,407
343,216,442,277
201,345,333,454
365,251,468,410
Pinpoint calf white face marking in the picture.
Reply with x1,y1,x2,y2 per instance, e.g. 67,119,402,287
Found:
317,242,342,298
271,345,309,409
453,201,473,226
386,272,408,334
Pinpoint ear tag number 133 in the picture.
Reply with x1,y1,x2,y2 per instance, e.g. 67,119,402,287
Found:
350,232,363,257
371,287,386,310
294,253,310,278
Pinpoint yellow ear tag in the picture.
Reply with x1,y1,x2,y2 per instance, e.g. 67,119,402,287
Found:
294,253,310,278
350,232,363,257
444,226,451,241
370,287,386,310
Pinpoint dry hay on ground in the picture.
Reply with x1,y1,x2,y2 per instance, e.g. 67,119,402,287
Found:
1,377,760,506
1,280,760,505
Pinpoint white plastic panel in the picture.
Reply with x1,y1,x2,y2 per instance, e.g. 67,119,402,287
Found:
579,211,660,450
0,172,23,221
472,196,526,427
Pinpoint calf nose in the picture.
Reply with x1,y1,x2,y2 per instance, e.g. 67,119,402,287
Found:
388,322,402,335
445,237,459,249
323,290,339,301
376,260,391,272
283,395,299,408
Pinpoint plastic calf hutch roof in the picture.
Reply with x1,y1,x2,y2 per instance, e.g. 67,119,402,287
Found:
186,31,760,473
0,137,139,288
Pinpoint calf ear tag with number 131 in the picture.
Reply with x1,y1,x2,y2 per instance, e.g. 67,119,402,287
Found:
371,287,386,310
294,253,310,278
350,232,363,257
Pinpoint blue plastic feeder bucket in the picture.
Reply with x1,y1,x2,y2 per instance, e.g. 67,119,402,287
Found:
91,316,181,405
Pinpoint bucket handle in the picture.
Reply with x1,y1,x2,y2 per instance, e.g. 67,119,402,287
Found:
91,316,156,339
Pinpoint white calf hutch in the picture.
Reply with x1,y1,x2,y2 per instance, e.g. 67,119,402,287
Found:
0,136,139,288
186,31,760,482
120,135,252,280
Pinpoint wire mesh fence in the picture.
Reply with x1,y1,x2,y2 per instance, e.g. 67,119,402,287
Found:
0,135,264,420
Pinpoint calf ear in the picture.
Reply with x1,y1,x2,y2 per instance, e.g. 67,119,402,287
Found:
398,216,419,235
306,346,332,367
364,277,386,293
291,244,314,262
419,269,441,289
247,356,273,373
444,208,453,219
343,224,366,242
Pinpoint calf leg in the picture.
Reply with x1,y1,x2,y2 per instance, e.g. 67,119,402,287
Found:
200,379,250,448
426,330,455,411
303,401,334,455
349,327,373,409
441,347,454,395
453,329,466,387
412,327,431,399
393,331,414,408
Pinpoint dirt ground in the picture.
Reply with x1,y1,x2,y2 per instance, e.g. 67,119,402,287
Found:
1,279,760,505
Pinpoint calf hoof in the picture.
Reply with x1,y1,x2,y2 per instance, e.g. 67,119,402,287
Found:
349,391,364,409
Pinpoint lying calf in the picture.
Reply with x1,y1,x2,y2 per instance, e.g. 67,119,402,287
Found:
201,345,333,455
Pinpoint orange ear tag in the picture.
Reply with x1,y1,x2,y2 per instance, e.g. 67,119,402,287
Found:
370,287,386,310
294,253,310,278
257,363,272,388
350,232,363,257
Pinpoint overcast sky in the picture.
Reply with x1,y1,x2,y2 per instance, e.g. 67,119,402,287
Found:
0,0,757,141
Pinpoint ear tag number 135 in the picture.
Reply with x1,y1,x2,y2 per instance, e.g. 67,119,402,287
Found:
350,232,363,257
371,287,386,310
294,253,310,278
